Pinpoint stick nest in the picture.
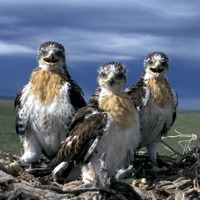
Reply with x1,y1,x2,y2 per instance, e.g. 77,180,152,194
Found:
0,132,200,200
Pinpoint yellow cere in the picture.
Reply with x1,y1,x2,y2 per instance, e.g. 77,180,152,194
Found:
154,61,161,66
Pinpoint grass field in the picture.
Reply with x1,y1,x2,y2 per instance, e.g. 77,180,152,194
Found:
158,109,200,156
0,99,200,157
0,99,21,155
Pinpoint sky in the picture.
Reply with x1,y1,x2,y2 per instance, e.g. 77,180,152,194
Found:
0,0,200,109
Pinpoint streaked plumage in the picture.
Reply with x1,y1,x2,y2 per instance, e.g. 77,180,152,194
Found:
50,61,140,184
15,41,86,163
125,52,178,165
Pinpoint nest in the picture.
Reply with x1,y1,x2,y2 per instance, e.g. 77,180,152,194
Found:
0,132,200,200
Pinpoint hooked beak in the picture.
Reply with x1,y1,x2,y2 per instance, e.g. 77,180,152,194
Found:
107,72,115,85
149,62,165,77
107,78,115,85
43,50,60,64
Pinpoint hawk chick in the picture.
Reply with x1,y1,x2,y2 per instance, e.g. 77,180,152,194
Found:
50,61,140,184
15,41,86,163
125,52,178,165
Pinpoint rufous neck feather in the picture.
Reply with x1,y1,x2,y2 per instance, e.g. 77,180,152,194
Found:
30,68,66,104
146,78,173,107
99,93,136,129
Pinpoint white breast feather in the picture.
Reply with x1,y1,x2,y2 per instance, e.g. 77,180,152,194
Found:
139,91,175,147
82,110,140,184
19,82,75,158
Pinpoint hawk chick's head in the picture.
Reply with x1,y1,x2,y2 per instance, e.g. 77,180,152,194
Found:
98,61,127,93
38,41,66,70
144,52,169,78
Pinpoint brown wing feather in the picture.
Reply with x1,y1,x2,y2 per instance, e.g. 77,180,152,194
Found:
68,80,86,111
125,75,146,108
88,87,101,108
63,68,86,111
14,87,27,135
48,106,107,169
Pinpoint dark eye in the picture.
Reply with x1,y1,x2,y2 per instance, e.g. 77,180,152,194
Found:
101,73,107,78
148,60,153,65
41,50,48,56
55,50,63,57
161,61,167,66
116,73,124,79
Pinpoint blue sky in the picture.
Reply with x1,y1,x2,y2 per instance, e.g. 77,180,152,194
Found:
0,0,200,109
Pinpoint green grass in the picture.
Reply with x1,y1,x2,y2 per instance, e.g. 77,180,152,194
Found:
158,109,200,156
0,99,21,155
0,99,200,158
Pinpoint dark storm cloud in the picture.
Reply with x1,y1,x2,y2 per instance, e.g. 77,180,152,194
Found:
0,0,200,109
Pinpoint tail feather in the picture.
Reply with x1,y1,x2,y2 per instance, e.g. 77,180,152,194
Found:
52,161,70,182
